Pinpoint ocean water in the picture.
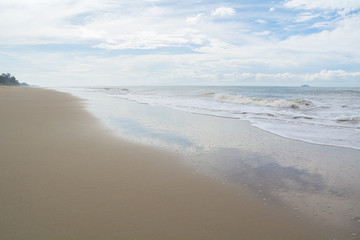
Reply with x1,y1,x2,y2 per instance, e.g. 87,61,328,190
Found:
61,86,360,150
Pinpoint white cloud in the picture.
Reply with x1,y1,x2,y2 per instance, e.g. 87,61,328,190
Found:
310,21,330,28
4,41,360,87
0,0,115,44
186,14,204,25
284,0,360,12
279,13,360,57
0,0,359,87
255,19,267,24
211,7,235,17
304,70,360,81
254,31,270,36
269,7,276,12
220,70,360,85
295,12,320,22
0,0,209,50
95,31,192,50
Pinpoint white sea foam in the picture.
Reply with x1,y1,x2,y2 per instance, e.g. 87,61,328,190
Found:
213,93,314,110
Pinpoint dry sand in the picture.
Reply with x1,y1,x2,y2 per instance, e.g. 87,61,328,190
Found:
0,87,337,239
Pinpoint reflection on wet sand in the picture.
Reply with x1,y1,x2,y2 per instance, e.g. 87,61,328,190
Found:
192,146,360,237
211,149,326,193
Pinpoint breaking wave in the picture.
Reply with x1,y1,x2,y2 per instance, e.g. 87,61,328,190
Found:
337,116,360,124
213,93,314,110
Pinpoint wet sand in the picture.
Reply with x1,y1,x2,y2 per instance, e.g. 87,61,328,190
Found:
0,87,345,239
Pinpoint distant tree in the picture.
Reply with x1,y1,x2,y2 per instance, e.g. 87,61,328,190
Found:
0,73,20,86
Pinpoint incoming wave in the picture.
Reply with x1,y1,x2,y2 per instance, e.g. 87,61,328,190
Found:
213,93,314,110
336,116,360,124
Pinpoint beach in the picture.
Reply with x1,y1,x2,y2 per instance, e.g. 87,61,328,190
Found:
0,87,357,239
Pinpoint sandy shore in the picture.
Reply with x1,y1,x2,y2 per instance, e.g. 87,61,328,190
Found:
0,87,338,239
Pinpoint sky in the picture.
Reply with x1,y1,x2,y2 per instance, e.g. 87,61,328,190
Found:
0,0,359,87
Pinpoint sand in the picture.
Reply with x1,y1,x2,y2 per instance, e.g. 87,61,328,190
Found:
0,87,340,239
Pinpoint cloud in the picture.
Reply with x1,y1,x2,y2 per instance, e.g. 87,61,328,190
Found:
304,70,360,81
254,31,270,36
0,0,359,87
186,14,204,25
4,41,359,87
255,19,267,24
0,0,211,50
220,70,360,85
284,0,360,12
0,0,114,44
279,13,360,57
95,31,192,50
211,7,235,17
295,12,320,22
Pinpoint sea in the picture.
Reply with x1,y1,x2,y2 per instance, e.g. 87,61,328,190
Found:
58,86,360,150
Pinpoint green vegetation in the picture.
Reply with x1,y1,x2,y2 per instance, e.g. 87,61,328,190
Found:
0,73,28,86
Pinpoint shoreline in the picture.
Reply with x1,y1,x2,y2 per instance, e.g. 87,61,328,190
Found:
0,87,354,239
56,86,360,151
62,86,360,237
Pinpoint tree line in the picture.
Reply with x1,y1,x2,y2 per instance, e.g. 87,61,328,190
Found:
0,73,28,86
